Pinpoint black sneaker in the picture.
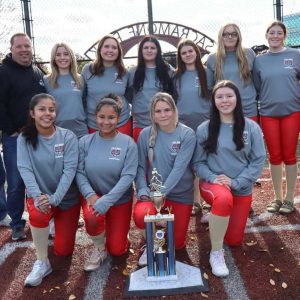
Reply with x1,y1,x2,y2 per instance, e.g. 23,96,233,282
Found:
12,227,27,241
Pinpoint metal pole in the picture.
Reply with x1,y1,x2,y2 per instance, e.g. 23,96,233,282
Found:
21,0,36,60
274,0,283,21
147,0,154,34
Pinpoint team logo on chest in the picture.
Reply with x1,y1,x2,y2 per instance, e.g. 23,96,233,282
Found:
54,143,64,158
243,131,249,144
110,147,121,160
114,73,123,84
171,141,181,155
71,80,80,90
283,58,294,69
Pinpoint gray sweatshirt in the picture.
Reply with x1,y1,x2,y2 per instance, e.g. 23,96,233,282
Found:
128,66,174,128
253,48,300,117
17,127,79,209
81,63,130,129
206,49,257,117
136,123,196,204
193,118,266,196
76,132,137,214
44,74,88,138
175,70,211,131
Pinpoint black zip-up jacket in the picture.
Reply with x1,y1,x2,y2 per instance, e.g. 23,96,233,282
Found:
0,54,46,135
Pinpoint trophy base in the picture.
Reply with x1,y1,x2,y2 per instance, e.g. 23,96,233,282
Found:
124,261,208,298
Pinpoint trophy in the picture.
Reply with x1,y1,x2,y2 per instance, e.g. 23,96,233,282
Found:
144,168,176,279
125,169,208,297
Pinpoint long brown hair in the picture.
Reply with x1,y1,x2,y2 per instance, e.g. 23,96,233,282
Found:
90,35,126,79
174,39,209,99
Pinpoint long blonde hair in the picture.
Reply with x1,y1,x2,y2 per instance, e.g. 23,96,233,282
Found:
148,92,178,162
47,42,81,89
215,23,251,85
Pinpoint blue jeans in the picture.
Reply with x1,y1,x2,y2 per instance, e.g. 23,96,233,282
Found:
2,134,25,228
0,154,7,221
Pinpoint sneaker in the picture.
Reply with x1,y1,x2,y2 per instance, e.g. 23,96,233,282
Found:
138,245,147,266
12,226,26,241
24,259,52,287
191,202,201,216
267,200,282,213
279,200,294,215
200,212,210,224
49,218,55,239
0,215,11,227
84,247,107,272
209,249,229,277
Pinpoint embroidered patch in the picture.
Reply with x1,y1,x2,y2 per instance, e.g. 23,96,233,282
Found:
54,143,64,158
283,58,294,68
114,73,123,84
243,131,249,144
171,141,181,154
110,147,121,160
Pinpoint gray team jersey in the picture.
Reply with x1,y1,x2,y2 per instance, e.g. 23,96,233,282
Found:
44,74,88,138
193,118,266,196
253,48,300,117
136,123,196,204
76,132,137,214
206,48,257,117
81,63,130,129
128,66,174,128
17,127,79,210
175,70,211,131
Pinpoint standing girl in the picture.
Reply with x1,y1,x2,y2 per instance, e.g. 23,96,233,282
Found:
76,96,137,272
174,39,210,131
174,39,210,215
253,21,300,214
81,35,131,135
17,94,80,286
206,23,258,121
193,81,265,277
127,36,174,142
44,42,88,138
133,92,196,266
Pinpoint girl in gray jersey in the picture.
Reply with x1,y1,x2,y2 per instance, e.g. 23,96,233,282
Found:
193,81,265,277
81,35,131,135
17,94,80,287
253,21,300,215
76,97,137,272
174,39,211,216
206,23,258,120
44,42,88,138
133,92,196,266
127,36,175,142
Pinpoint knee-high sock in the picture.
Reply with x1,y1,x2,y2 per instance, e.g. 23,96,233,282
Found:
270,163,283,201
209,214,230,251
285,164,298,202
193,177,201,204
30,225,49,261
90,231,106,251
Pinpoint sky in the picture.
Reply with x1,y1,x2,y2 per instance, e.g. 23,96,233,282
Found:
1,0,299,63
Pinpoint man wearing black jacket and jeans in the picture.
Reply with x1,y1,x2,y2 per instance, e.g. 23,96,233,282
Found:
0,33,46,240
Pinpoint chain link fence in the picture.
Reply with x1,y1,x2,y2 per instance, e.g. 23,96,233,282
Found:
0,0,299,65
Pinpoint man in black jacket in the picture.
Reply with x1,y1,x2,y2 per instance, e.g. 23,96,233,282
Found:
0,33,46,240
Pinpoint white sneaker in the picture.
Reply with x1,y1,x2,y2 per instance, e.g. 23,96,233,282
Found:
209,249,229,277
49,218,55,238
0,215,11,227
84,247,107,272
138,246,147,266
24,259,52,287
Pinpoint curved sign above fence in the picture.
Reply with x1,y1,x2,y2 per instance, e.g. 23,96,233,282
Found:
84,21,216,59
